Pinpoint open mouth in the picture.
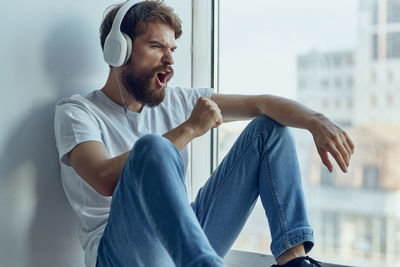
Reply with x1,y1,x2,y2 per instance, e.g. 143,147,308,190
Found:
156,69,172,87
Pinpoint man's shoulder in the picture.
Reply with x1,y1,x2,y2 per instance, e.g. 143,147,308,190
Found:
55,91,103,121
56,91,96,108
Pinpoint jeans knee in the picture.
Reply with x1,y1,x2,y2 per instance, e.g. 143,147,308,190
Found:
125,134,184,186
248,115,285,134
131,134,175,162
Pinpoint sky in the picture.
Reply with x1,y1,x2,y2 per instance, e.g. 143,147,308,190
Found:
219,0,359,98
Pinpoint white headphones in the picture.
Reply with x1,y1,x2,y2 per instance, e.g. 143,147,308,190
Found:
103,0,141,67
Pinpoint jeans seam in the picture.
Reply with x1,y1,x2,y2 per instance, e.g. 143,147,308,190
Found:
196,131,287,243
197,134,261,218
264,140,288,246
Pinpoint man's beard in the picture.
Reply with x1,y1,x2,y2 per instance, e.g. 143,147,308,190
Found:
121,63,172,107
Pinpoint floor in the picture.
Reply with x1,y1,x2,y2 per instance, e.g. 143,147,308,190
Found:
224,250,356,267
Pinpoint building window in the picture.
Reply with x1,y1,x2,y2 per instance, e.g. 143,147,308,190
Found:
372,34,378,60
362,165,380,190
395,219,400,260
364,217,373,255
372,0,378,25
321,212,340,251
387,0,400,23
387,32,400,59
380,217,387,254
333,56,342,67
387,94,393,106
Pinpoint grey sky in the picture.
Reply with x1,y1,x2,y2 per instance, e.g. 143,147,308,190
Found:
219,0,359,98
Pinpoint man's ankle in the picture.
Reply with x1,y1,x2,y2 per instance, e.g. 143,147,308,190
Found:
276,244,306,265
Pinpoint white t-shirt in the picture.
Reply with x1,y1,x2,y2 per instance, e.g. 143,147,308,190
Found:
54,86,212,267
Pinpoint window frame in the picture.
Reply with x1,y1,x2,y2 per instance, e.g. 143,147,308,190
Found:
190,0,219,197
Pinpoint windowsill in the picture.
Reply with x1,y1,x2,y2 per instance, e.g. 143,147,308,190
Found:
224,250,356,267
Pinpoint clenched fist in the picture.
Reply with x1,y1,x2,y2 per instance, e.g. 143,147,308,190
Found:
185,97,223,137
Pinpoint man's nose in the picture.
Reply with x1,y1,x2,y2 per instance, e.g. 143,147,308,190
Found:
162,49,174,65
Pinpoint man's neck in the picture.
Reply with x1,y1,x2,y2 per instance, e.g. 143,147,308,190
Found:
101,69,144,113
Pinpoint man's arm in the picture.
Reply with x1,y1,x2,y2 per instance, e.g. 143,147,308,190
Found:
69,96,222,197
210,93,355,173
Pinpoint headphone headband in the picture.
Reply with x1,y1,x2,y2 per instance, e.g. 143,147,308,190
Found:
103,0,141,67
111,0,140,33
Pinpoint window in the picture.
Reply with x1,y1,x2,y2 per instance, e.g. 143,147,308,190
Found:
388,0,400,23
372,34,378,60
321,212,340,251
362,165,380,190
387,94,393,105
387,32,400,59
372,0,378,25
217,0,400,266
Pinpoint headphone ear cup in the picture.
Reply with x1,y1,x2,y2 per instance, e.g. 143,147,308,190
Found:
122,33,132,65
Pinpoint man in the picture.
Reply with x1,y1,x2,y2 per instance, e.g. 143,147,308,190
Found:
54,1,354,267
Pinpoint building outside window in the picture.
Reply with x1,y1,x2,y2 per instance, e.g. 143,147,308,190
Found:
216,0,400,266
362,165,380,190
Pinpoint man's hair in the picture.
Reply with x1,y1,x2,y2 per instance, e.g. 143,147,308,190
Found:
100,0,182,51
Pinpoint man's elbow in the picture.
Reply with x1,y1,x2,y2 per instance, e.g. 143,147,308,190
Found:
87,172,116,197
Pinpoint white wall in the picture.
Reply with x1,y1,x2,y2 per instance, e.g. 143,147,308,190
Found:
0,1,192,266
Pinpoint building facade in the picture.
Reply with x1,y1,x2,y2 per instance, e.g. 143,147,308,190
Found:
297,0,400,266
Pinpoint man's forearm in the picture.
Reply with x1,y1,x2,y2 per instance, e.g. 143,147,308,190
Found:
256,95,321,131
163,121,197,151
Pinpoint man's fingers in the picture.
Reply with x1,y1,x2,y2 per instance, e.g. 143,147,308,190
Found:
317,148,333,173
327,142,347,173
344,132,355,154
340,134,352,156
335,137,350,167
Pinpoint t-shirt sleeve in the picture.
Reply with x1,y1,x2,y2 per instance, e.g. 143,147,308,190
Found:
54,101,103,166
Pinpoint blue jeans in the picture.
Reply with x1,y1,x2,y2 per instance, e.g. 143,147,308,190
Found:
96,116,314,267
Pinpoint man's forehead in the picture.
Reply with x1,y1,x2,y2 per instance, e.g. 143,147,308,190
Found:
142,22,176,43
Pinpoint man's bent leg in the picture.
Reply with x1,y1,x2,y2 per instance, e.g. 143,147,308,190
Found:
97,134,224,267
192,116,314,260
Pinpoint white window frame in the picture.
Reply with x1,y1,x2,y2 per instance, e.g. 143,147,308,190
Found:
190,0,219,197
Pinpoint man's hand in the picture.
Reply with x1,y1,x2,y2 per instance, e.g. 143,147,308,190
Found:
309,113,355,173
185,97,223,137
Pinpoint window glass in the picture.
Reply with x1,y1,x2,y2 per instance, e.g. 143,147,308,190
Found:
218,0,400,266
